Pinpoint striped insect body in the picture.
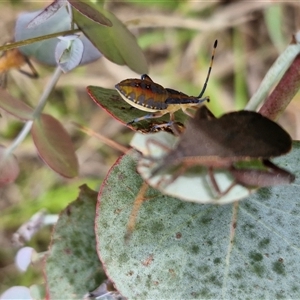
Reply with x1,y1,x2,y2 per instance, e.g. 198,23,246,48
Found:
115,40,218,129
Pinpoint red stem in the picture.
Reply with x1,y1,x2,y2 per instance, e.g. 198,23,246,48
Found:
259,53,300,121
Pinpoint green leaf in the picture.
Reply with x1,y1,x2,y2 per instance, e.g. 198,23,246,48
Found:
96,143,300,299
31,114,78,178
68,0,112,27
73,3,148,74
46,185,106,299
87,85,188,132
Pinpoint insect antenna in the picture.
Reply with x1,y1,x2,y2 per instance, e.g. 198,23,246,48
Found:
197,39,218,99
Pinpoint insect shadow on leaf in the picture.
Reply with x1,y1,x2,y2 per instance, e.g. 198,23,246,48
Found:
115,40,218,134
125,181,155,242
149,105,295,197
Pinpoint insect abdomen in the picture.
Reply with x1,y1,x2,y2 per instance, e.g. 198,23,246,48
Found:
165,88,200,104
115,79,169,110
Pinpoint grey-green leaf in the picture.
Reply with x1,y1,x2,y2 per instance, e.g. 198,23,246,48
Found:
15,8,101,66
45,185,106,299
96,143,300,299
55,37,84,72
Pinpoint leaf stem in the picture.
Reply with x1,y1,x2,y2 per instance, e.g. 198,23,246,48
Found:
0,29,81,52
5,66,62,156
33,67,62,118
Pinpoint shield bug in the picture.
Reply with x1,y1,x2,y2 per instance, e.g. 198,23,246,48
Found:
115,40,217,129
147,106,295,198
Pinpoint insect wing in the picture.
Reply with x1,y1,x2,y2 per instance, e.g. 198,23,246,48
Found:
214,111,292,158
157,107,292,169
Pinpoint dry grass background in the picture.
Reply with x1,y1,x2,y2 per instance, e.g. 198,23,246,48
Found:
1,0,300,293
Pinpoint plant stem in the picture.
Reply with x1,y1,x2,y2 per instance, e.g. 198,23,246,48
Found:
259,53,300,120
0,29,81,52
33,67,62,118
245,43,300,111
5,67,62,156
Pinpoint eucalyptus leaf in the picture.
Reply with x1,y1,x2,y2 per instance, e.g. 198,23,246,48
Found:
31,114,78,178
15,8,101,66
73,3,147,74
96,143,300,299
68,0,112,27
46,185,106,299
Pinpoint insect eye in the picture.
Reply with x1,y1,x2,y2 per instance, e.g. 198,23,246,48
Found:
146,85,150,89
135,83,139,87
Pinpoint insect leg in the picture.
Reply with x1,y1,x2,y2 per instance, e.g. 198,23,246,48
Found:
127,111,166,125
181,107,196,118
262,159,295,183
180,96,210,118
208,167,222,196
208,167,239,197
148,112,182,135
230,159,295,187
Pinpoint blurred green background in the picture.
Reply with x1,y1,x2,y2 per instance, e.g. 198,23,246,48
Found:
1,0,300,294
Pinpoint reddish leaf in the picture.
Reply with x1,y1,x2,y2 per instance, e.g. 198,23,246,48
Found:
31,114,78,178
68,0,112,27
0,146,20,186
259,52,300,121
0,89,34,120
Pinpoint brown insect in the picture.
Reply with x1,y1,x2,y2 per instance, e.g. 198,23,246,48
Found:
115,40,217,129
151,106,295,196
